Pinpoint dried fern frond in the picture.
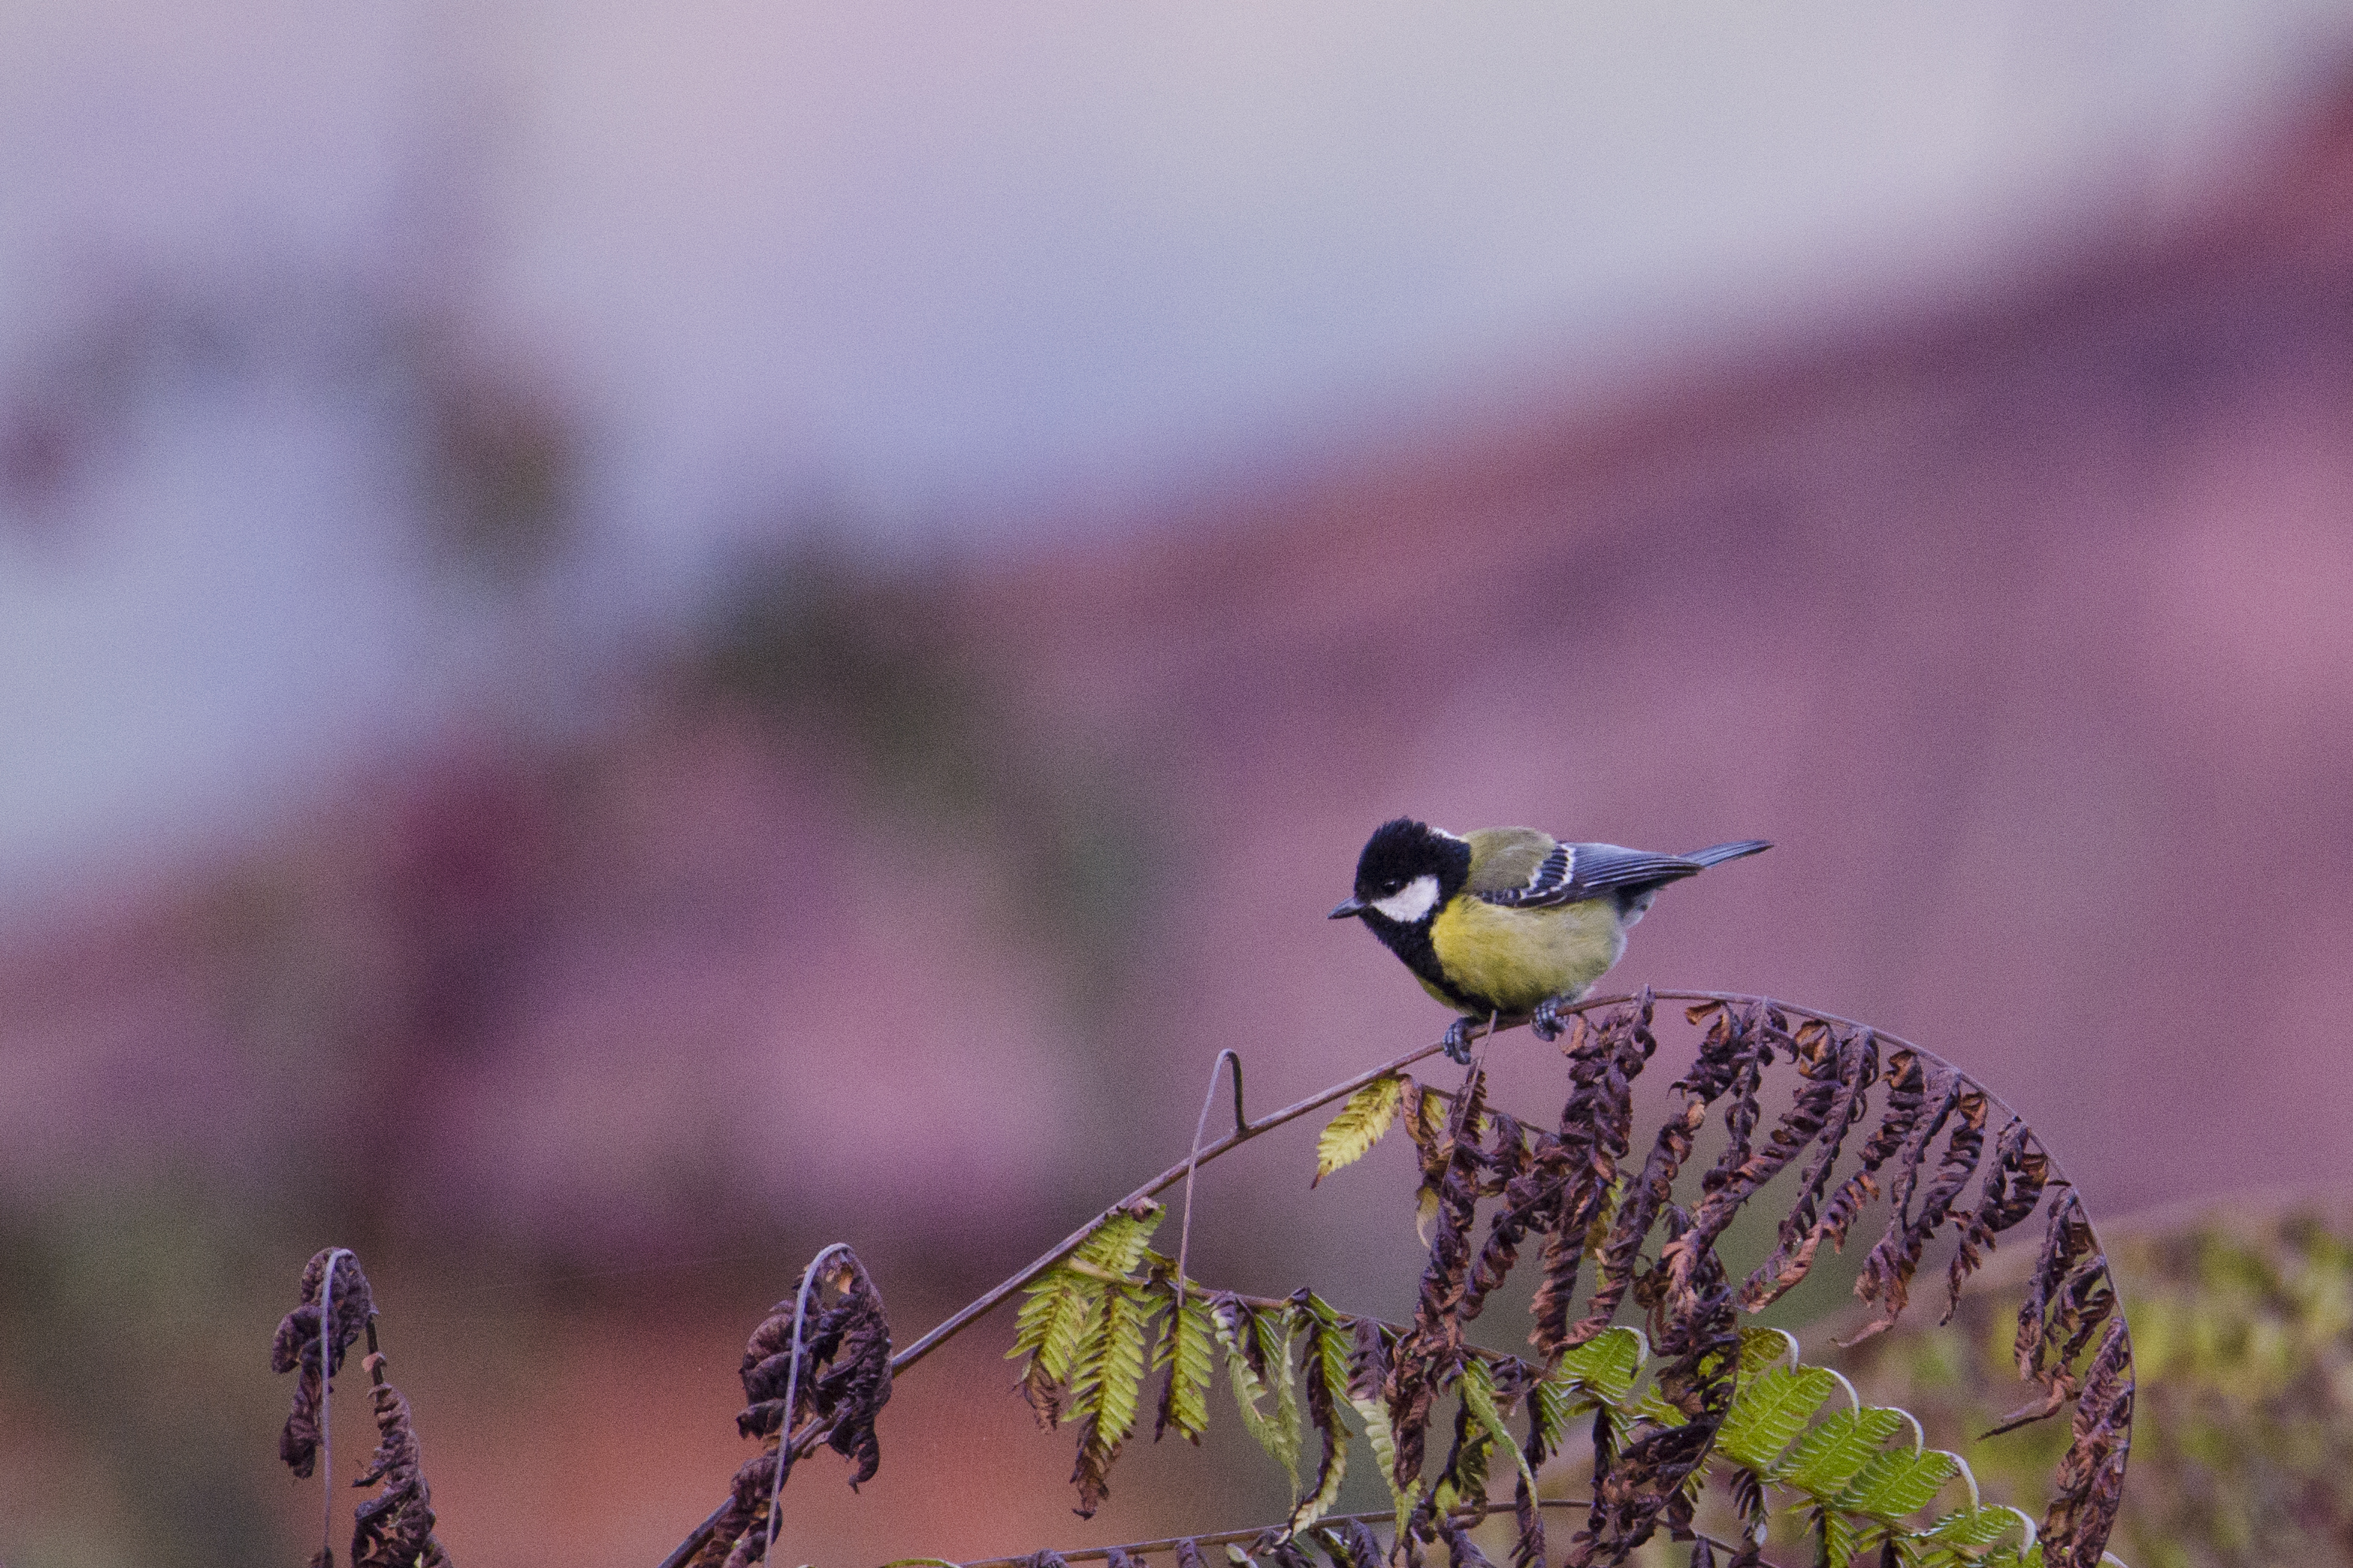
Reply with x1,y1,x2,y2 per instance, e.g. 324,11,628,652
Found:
271,1248,377,1481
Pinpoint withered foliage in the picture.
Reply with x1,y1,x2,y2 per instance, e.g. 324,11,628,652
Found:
602,990,2131,1568
1528,1006,1653,1355
271,1248,377,1481
1386,1066,1491,1490
697,1247,893,1567
1565,1211,1739,1568
268,1250,452,1568
350,1359,454,1568
1313,994,2128,1568
738,1248,893,1484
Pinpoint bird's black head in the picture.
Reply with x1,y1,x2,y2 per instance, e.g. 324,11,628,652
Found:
1329,817,1472,928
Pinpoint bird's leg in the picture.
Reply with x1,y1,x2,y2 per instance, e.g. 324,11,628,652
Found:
1442,1016,1480,1065
1530,996,1570,1043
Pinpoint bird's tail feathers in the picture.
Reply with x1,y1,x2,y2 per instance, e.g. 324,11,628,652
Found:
1684,839,1772,868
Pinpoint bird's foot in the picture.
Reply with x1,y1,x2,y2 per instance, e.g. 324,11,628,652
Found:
1442,1017,1480,1065
1530,997,1570,1043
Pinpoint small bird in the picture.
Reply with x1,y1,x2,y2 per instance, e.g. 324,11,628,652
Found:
1330,818,1771,1061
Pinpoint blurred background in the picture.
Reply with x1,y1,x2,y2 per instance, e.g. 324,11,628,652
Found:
4,2,2353,1564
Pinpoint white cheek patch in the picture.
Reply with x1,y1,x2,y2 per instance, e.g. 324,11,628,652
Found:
1372,874,1441,924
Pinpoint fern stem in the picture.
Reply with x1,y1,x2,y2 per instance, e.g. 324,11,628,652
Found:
946,1497,1593,1568
1174,1049,1246,1330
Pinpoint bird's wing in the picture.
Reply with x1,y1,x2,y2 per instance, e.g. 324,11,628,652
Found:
1461,827,1558,896
1473,842,1704,909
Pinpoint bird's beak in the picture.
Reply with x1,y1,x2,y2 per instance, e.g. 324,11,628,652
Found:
1328,896,1367,920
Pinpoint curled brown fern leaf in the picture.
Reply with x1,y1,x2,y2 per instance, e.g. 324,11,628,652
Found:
350,1356,454,1568
271,1248,376,1481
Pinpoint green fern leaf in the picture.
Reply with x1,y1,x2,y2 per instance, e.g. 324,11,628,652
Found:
1297,1297,1354,1405
1816,1503,1864,1568
1100,1285,1157,1438
1066,1282,1160,1517
1531,1324,1647,1455
1774,1407,1911,1497
1347,1373,1422,1540
1832,1447,1961,1520
1253,1306,1305,1482
1009,1271,1106,1424
1009,1204,1163,1429
1738,1327,1801,1381
1922,1505,2031,1552
1313,1075,1405,1185
1286,1421,1348,1534
1713,1363,1839,1472
1212,1301,1303,1491
1153,1291,1217,1445
1557,1324,1647,1404
1285,1295,1359,1534
1073,1203,1165,1277
1458,1357,1538,1497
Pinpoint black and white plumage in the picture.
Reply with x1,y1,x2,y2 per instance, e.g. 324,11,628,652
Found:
1475,838,1773,914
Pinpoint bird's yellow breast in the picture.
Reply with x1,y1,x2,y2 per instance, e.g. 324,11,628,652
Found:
1425,895,1626,1015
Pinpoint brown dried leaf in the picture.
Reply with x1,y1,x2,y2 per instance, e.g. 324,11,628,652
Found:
1940,1117,2050,1323
1738,1026,1881,1309
1844,1084,1987,1344
1385,1066,1490,1492
271,1249,377,1481
738,1248,894,1488
2040,1315,2134,1568
1530,996,1654,1357
1564,1216,1739,1568
349,1362,454,1568
1567,996,1759,1346
1745,1044,1928,1310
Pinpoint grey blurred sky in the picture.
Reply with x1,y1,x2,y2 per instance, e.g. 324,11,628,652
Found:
1,0,2347,912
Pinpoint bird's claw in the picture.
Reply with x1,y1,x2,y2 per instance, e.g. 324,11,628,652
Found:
1442,1017,1478,1065
1530,998,1568,1043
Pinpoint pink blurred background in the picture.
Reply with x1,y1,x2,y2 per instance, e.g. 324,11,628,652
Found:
3,4,2352,1565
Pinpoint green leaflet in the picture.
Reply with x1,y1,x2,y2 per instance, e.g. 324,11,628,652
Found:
1212,1302,1303,1492
1815,1503,1864,1568
1285,1296,1358,1534
1832,1447,1962,1520
1295,1297,1354,1406
1067,1283,1156,1439
1066,1281,1159,1516
1739,1327,1801,1380
1531,1325,1647,1457
1551,1325,1647,1406
1010,1271,1100,1388
1774,1407,1913,1496
1285,1426,1347,1535
1073,1204,1166,1276
1153,1293,1217,1445
1346,1371,1422,1542
1713,1363,1839,1472
1313,1075,1404,1186
1922,1505,2033,1553
1458,1357,1538,1497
